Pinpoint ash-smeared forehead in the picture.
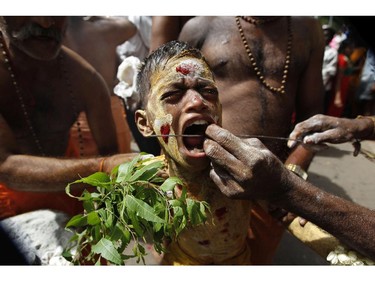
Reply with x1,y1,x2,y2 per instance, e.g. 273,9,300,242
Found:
151,55,211,83
175,59,205,77
136,40,212,109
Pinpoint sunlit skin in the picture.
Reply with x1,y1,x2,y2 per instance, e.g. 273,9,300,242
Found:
136,53,252,264
138,57,222,175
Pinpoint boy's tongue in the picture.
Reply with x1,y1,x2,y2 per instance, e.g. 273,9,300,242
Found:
183,124,206,150
184,136,205,150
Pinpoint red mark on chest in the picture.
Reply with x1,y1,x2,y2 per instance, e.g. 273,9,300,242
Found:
214,207,228,221
176,64,194,75
160,123,170,144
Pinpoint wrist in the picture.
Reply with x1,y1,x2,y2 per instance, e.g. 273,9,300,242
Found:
285,164,308,180
356,115,375,140
99,157,107,172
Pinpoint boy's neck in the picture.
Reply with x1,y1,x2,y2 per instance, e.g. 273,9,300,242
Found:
167,159,215,197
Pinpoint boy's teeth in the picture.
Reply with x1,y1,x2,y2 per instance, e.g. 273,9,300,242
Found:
191,120,208,126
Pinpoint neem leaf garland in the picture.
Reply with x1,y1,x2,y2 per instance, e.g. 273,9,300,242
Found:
63,153,210,265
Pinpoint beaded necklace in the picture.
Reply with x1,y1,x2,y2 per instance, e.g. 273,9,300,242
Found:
240,16,282,25
235,16,292,94
0,31,84,157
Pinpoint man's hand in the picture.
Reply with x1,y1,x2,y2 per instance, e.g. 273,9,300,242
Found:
203,124,288,200
288,114,374,156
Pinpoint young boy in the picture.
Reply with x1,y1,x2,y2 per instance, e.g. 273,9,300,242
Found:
134,40,252,264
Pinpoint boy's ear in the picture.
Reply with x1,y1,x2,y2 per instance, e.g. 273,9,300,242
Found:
135,109,154,137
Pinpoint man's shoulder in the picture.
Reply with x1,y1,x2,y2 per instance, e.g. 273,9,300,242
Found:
180,16,231,45
187,16,232,28
60,46,104,84
60,46,108,98
61,46,97,74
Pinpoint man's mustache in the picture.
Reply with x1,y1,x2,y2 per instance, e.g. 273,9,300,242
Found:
11,23,62,42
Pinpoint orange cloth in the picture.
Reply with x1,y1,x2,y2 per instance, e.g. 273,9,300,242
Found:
110,96,132,153
68,96,132,157
0,183,83,220
248,202,285,264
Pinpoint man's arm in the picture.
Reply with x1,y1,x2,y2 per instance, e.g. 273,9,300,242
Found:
0,113,137,192
150,16,193,52
0,151,137,193
204,124,375,260
84,70,119,156
285,17,326,172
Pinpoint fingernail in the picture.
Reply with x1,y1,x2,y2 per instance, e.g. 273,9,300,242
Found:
287,140,295,148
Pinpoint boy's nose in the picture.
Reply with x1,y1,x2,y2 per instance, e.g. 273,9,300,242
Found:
185,90,208,111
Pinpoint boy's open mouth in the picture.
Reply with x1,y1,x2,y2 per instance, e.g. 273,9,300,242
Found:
183,120,208,153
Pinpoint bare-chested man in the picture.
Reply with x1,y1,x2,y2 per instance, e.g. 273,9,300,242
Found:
0,16,135,219
179,16,325,264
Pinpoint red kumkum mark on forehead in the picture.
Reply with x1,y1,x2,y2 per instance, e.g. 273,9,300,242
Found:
176,63,195,75
160,123,170,144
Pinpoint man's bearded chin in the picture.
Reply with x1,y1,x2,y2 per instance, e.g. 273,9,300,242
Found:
11,23,63,43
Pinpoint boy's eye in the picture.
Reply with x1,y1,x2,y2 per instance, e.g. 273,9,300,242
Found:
161,91,182,103
201,88,218,99
205,88,218,95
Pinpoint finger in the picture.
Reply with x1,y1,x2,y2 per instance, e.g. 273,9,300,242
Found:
203,139,244,169
352,140,361,157
299,217,308,226
204,139,249,180
288,115,327,147
209,168,243,199
303,128,347,145
204,138,239,166
205,124,247,159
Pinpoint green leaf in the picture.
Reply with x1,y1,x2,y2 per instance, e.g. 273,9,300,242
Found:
128,161,163,182
66,214,87,228
186,199,208,226
116,154,143,183
92,224,101,243
91,238,123,265
160,177,182,192
169,199,183,207
87,211,101,226
65,154,211,265
125,195,164,223
109,223,131,253
127,210,144,237
104,200,114,228
173,209,187,236
81,172,111,187
82,199,95,213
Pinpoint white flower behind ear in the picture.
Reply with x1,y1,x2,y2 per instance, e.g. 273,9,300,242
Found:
114,56,141,110
116,56,140,84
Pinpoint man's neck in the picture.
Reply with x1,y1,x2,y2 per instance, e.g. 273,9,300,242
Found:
0,32,60,71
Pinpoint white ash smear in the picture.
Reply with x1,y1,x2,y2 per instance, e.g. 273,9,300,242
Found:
154,114,173,134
